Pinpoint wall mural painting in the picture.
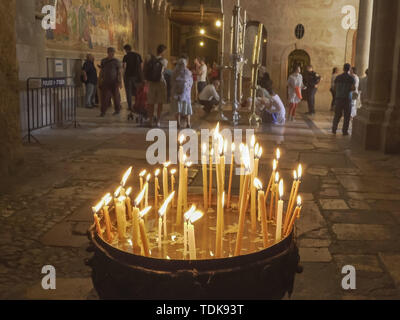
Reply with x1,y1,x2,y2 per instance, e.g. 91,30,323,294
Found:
37,0,138,52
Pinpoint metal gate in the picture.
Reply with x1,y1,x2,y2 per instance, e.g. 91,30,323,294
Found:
24,77,78,143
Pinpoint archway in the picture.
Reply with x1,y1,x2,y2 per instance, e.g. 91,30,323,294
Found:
287,49,311,77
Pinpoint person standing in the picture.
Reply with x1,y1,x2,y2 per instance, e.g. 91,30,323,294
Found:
99,47,122,117
82,54,98,109
199,79,221,114
332,63,355,136
303,65,321,115
330,67,339,111
287,65,305,121
144,44,168,128
171,56,193,129
122,44,143,112
192,57,201,102
197,58,208,94
350,67,360,119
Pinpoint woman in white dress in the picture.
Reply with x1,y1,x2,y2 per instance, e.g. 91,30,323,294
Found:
287,65,306,121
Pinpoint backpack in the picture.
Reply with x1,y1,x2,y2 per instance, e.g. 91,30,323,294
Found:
144,56,163,82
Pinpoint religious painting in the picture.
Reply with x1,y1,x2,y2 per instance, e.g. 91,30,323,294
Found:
36,0,138,53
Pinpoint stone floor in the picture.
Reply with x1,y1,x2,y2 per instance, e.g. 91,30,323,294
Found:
1,101,400,300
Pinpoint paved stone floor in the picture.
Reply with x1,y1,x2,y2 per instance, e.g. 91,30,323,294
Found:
1,102,400,300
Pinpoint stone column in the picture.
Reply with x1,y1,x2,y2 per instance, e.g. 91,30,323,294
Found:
352,0,399,151
0,0,22,176
382,3,400,153
355,0,374,77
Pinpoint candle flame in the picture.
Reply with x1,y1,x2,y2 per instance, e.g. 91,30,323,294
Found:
276,148,281,160
139,206,152,218
179,134,185,145
293,170,297,180
171,235,177,241
273,159,277,171
250,134,256,148
211,148,214,156
218,135,224,155
92,199,104,213
186,161,193,168
139,170,147,177
184,204,197,221
126,187,133,196
190,210,204,224
134,188,146,207
121,167,133,187
297,195,302,207
114,186,122,198
166,256,171,260
297,164,303,179
275,172,280,183
202,143,207,154
241,146,251,172
103,194,112,206
257,146,263,159
117,196,126,202
146,174,151,182
164,161,171,168
255,143,259,157
222,192,225,208
254,178,263,190
155,169,160,177
214,123,220,137
170,169,177,175
158,191,175,217
210,251,214,257
279,179,284,198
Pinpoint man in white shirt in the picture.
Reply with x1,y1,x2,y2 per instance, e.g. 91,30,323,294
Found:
199,80,220,114
197,58,208,94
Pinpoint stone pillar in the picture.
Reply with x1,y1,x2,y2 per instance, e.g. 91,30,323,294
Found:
352,0,399,151
0,0,22,176
382,3,400,153
355,0,374,77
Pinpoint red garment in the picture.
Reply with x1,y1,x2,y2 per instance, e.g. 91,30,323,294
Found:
133,84,149,116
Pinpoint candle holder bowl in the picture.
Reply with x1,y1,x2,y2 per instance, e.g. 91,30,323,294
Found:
86,227,300,300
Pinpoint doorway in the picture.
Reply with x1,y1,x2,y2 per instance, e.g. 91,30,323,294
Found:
287,49,310,76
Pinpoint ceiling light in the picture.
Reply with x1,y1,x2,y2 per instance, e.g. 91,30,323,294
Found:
200,28,206,35
199,41,205,47
216,20,222,28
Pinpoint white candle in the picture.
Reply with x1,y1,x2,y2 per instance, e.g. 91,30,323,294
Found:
184,205,196,260
177,135,185,225
144,174,151,209
154,169,160,210
170,169,176,208
275,179,284,242
202,144,208,211
187,210,204,260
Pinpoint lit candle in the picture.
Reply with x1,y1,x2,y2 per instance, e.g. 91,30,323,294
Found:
251,144,262,231
202,143,208,211
276,148,281,166
139,206,151,257
93,213,103,238
269,171,279,221
177,135,185,225
125,187,133,220
285,196,302,236
275,179,284,242
208,148,214,208
139,170,147,209
266,159,277,202
283,170,297,233
239,144,245,208
184,205,196,259
254,178,268,247
154,169,160,210
188,210,204,260
101,194,113,242
235,146,251,256
163,162,171,201
115,195,127,240
286,165,302,222
170,169,176,208
132,188,146,253
144,174,151,209
227,143,235,209
158,192,175,250
92,198,105,238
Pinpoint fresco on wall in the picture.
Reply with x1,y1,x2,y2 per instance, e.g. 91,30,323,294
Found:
37,0,138,52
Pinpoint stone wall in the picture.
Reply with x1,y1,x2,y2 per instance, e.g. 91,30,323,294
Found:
0,0,22,176
223,0,360,109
